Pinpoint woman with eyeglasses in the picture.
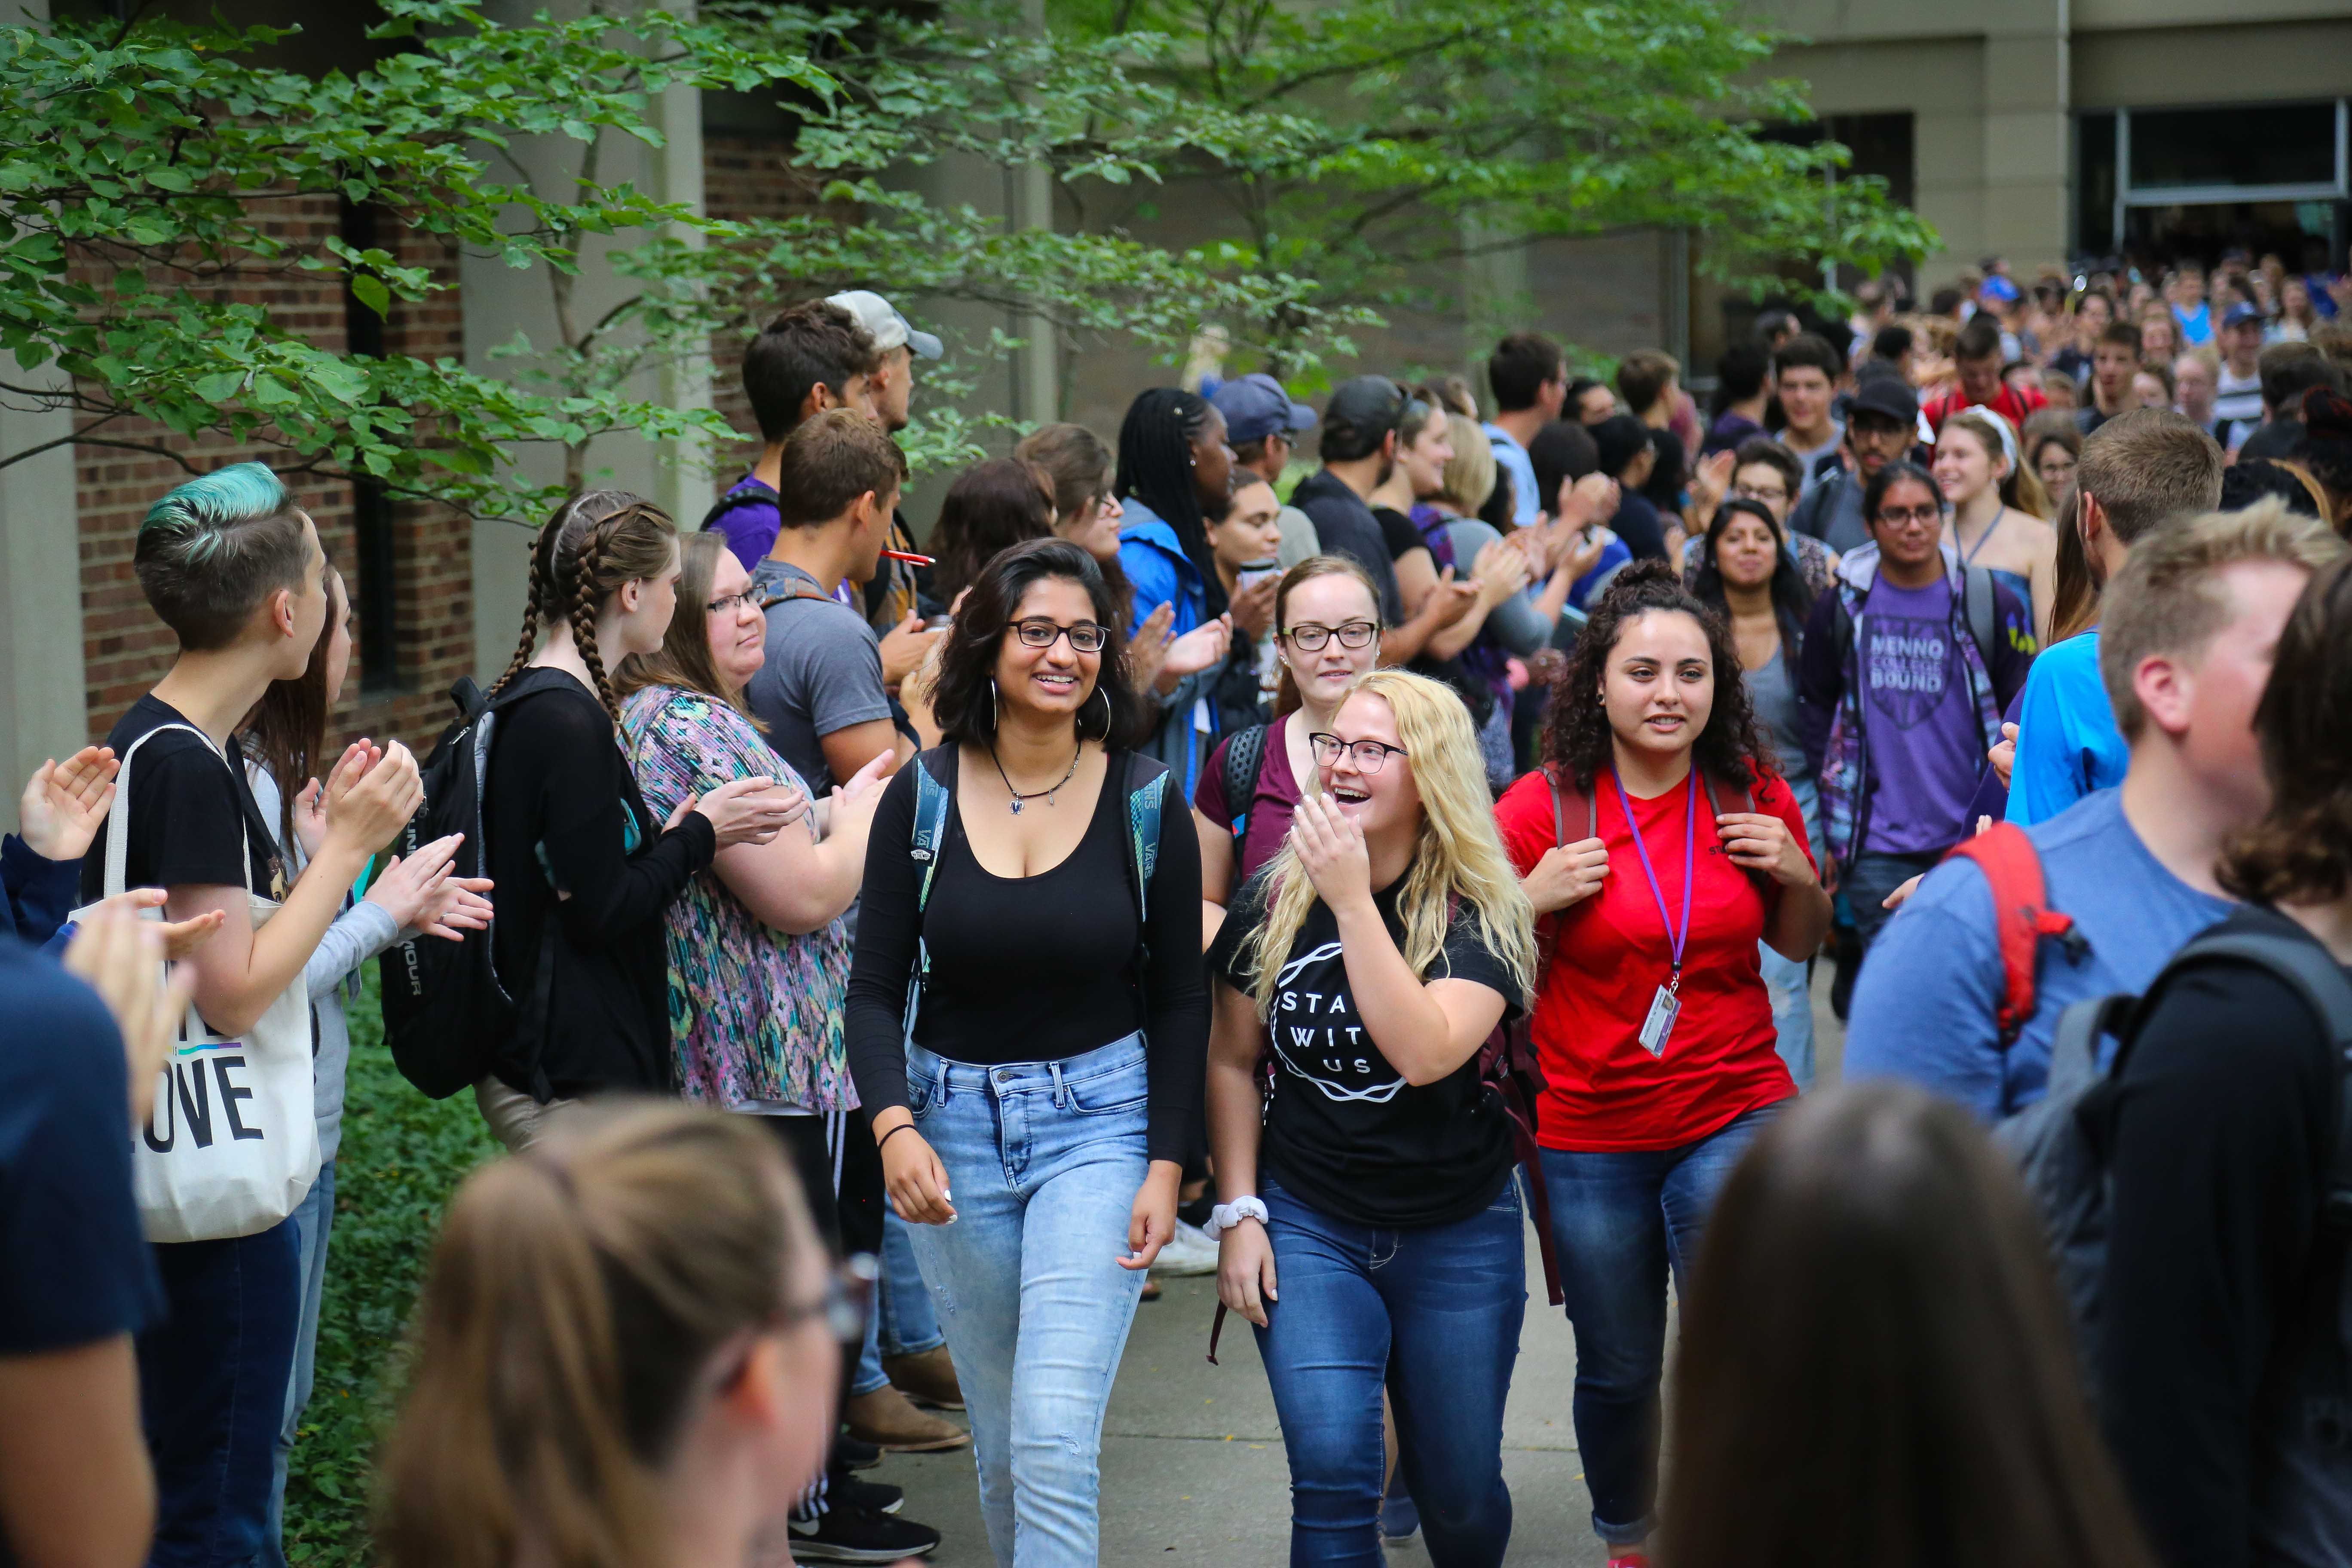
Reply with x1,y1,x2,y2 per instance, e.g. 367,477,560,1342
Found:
844,537,1207,1568
1494,560,1830,1568
1193,556,1386,944
377,1102,864,1568
1205,668,1536,1567
614,532,937,1556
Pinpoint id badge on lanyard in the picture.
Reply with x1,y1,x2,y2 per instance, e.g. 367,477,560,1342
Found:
1611,767,1697,1059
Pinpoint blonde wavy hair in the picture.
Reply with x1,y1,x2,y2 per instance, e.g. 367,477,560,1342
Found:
1242,669,1536,1019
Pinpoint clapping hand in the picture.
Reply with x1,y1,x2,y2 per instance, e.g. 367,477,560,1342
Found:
18,746,118,862
62,900,191,1127
364,833,493,940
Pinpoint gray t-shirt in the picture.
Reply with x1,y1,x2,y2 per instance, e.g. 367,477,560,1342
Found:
745,558,891,794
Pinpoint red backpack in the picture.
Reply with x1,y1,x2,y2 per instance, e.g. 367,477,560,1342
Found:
1942,823,2091,1045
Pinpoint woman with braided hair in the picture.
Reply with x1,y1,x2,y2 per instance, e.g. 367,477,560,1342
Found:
1115,387,1244,796
474,490,805,1151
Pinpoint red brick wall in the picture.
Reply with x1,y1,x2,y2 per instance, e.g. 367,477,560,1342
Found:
74,202,474,756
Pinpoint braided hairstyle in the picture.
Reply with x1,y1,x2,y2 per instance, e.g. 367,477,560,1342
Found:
1115,387,1228,617
492,490,680,723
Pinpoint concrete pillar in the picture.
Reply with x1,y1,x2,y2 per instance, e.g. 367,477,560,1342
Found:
0,0,92,823
459,0,712,682
1008,0,1060,424
1981,0,2071,271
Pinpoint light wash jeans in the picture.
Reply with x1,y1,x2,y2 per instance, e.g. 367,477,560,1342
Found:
903,1033,1152,1568
1761,777,1820,1088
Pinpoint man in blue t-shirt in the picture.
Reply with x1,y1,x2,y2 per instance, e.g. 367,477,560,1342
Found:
1847,501,2344,1117
2006,408,2226,824
0,914,168,1568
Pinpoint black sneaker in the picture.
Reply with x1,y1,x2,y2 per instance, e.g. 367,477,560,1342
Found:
832,1473,905,1515
787,1506,940,1563
835,1433,884,1471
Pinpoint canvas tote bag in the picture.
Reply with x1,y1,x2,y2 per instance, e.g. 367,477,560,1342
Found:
70,723,321,1243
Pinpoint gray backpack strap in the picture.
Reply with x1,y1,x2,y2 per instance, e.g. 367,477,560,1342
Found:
1963,564,1998,665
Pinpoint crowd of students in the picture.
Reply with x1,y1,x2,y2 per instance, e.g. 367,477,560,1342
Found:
5,262,2352,1568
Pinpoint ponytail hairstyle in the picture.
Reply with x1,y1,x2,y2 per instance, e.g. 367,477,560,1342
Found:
377,1103,822,1568
242,548,341,847
1271,554,1383,717
1242,668,1535,1020
492,490,680,723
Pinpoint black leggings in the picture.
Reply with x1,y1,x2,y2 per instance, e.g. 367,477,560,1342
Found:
764,1109,885,1518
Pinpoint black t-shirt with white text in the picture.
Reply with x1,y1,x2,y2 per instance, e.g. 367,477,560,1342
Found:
1209,870,1525,1229
80,695,282,905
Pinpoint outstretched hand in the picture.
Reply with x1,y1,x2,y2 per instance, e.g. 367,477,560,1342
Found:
18,746,118,862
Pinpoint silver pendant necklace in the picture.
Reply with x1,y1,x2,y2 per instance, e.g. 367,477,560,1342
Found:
990,742,1081,815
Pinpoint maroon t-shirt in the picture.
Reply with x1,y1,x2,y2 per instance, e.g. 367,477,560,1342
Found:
1194,712,1306,887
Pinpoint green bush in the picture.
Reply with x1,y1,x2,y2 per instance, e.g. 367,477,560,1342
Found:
281,971,498,1565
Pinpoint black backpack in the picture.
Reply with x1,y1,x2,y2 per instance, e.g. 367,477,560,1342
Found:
1996,912,2352,1375
1217,722,1271,849
376,673,559,1099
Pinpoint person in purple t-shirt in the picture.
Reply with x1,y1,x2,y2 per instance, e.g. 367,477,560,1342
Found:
1797,461,2035,956
704,300,882,570
1191,556,1384,949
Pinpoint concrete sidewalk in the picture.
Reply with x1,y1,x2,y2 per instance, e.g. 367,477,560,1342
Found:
879,1230,1599,1568
878,980,1845,1565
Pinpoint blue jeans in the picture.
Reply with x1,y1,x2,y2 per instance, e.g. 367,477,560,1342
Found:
1256,1179,1526,1568
903,1033,1152,1568
1539,1105,1783,1547
879,1209,946,1356
258,1161,335,1568
139,1218,303,1568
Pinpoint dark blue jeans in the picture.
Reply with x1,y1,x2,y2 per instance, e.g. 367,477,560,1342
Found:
137,1218,301,1568
1538,1104,1783,1547
1256,1178,1527,1568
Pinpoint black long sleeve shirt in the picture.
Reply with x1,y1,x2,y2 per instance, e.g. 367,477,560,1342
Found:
2091,907,2348,1568
484,670,715,1101
844,747,1208,1163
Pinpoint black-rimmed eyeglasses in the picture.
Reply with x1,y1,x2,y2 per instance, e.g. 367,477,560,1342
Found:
1283,621,1378,652
1309,733,1409,773
1012,619,1109,654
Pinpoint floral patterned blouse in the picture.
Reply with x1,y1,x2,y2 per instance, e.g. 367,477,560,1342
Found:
620,686,856,1115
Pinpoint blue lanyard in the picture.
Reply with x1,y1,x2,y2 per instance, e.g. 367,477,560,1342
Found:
1610,765,1697,986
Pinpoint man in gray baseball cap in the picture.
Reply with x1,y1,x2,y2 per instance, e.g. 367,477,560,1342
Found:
826,290,942,436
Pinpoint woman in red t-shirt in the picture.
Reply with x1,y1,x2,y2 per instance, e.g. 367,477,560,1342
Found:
1494,559,1831,1568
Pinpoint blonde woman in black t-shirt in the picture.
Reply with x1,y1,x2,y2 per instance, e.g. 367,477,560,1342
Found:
1205,668,1534,1568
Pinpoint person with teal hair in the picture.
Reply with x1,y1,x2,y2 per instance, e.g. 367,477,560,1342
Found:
88,461,426,1567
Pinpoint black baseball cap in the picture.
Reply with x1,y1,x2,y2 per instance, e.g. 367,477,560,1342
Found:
1323,376,1410,441
1848,375,1920,427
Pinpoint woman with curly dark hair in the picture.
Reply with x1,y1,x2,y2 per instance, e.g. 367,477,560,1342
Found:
843,537,1207,1566
1491,558,1830,1568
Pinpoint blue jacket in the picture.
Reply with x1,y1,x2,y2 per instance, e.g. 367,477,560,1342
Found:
1118,503,1219,798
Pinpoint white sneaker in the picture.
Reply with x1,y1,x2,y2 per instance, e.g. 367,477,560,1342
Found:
1150,1218,1221,1277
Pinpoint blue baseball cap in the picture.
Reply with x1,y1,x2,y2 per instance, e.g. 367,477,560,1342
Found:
2223,302,2265,330
1211,372,1318,447
1978,275,2020,304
